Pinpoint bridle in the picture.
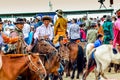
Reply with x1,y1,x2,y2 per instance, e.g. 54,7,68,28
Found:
39,50,58,72
28,55,47,77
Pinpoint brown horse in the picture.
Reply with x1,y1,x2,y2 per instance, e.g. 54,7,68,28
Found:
32,39,57,54
58,44,69,64
0,53,46,80
31,39,60,80
65,42,85,79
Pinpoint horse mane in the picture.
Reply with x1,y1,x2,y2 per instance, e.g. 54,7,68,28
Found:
2,54,28,58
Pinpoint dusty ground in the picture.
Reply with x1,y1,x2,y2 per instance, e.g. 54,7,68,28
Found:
62,68,120,80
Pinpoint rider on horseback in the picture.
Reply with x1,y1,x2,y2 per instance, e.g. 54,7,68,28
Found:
2,18,27,54
53,9,68,47
69,18,80,43
113,9,120,54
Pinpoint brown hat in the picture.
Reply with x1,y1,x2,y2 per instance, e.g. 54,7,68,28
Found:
0,18,3,24
42,16,52,21
14,18,24,24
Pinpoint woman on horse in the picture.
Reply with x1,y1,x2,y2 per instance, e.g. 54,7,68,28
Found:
69,18,80,43
113,9,120,54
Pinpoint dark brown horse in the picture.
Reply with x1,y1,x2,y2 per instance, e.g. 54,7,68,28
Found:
31,39,60,80
0,53,46,80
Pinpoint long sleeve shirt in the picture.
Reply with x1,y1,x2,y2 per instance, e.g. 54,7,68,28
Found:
87,29,98,43
34,24,53,40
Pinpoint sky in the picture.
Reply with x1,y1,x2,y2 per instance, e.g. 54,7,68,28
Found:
0,0,120,14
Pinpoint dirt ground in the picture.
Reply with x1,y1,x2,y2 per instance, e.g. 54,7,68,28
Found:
62,68,120,80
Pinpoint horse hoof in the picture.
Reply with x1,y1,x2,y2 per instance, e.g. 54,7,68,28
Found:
66,74,70,77
76,76,79,79
71,76,74,79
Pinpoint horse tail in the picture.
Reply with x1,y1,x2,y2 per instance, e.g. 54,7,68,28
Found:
77,45,84,73
87,48,96,72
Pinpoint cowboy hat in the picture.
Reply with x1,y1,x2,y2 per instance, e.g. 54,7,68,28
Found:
42,16,52,21
56,9,63,17
0,18,3,24
14,18,24,24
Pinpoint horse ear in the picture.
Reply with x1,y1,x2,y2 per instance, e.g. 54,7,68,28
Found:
38,36,44,41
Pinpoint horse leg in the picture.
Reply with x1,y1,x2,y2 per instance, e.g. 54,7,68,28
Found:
94,68,101,80
101,72,107,79
76,69,80,79
114,64,118,73
71,61,77,79
71,66,76,79
52,75,58,80
82,69,90,80
66,62,71,77
108,64,112,72
44,75,49,80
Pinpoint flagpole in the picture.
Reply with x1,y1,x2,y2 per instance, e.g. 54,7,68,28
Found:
49,0,53,12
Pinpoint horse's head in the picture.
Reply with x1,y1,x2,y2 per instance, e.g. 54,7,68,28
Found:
58,45,69,66
35,39,57,54
28,53,47,79
42,51,60,75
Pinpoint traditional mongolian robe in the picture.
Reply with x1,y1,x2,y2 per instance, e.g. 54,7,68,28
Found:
53,17,67,45
102,21,113,44
113,18,120,48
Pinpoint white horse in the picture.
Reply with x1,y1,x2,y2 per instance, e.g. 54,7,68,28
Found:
85,43,94,62
82,44,120,80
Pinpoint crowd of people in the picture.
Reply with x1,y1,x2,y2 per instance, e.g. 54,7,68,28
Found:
0,8,120,80
0,9,120,54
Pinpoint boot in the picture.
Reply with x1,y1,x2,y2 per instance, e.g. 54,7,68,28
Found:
113,48,117,54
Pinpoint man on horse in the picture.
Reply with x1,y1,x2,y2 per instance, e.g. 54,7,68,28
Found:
34,16,54,44
53,9,68,48
102,15,113,44
2,18,27,54
113,9,120,54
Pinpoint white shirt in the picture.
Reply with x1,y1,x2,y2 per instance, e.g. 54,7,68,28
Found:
34,24,53,40
23,23,30,38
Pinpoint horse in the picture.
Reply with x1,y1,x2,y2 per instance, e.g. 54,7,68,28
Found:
58,43,69,67
0,53,46,80
31,39,61,80
32,39,57,54
64,42,85,79
82,44,120,80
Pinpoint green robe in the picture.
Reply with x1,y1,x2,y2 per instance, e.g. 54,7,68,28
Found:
102,21,113,44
